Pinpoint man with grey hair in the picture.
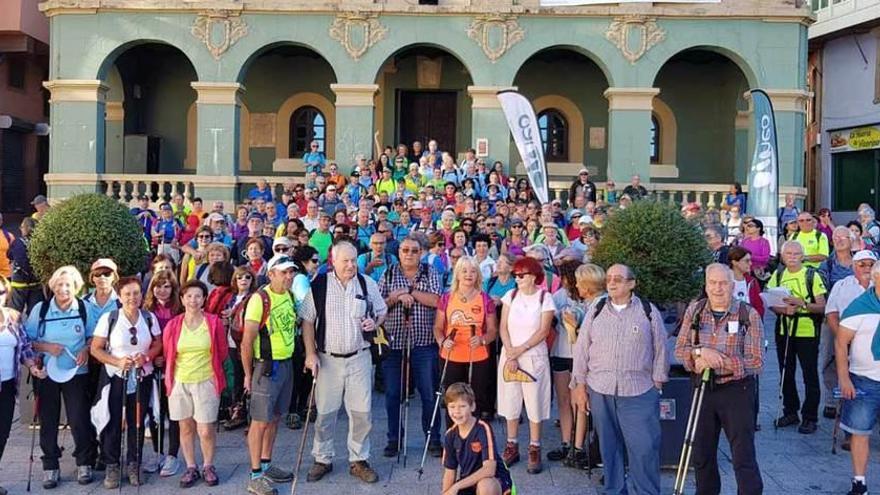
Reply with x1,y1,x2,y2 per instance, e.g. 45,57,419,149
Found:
301,241,387,484
704,225,729,265
572,264,668,495
767,240,827,434
675,263,764,494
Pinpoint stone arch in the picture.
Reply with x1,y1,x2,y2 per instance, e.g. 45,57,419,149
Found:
509,44,614,88
235,41,339,84
185,102,251,171
533,95,585,165
275,93,336,167
96,40,201,82
652,96,678,177
369,43,476,87
650,45,758,89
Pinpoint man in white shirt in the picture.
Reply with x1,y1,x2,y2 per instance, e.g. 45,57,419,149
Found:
824,250,876,419
836,254,880,495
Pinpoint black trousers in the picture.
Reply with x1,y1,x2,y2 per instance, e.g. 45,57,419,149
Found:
9,285,43,316
0,380,15,462
692,377,763,495
442,358,493,426
37,374,97,470
100,374,151,466
289,336,314,415
775,330,820,422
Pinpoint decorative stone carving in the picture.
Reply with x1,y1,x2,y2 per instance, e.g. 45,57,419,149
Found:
467,15,524,63
329,13,388,61
605,16,665,64
191,11,248,60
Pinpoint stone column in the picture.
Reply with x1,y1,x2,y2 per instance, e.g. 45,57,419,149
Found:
331,83,378,172
734,110,751,185
468,86,515,172
42,79,108,200
764,89,810,202
105,101,124,174
604,87,659,184
191,82,244,206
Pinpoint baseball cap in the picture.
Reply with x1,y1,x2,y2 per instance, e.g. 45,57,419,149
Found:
578,215,594,225
578,168,589,175
207,212,225,223
90,258,118,274
273,237,292,249
267,254,297,272
411,201,424,210
377,206,389,213
854,250,878,262
31,195,48,206
247,212,264,222
159,203,172,211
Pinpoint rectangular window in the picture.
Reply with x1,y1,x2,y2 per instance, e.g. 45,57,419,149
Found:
8,58,25,90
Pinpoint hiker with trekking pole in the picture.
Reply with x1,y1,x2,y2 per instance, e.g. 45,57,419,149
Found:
433,256,498,426
0,274,46,494
673,263,764,495
89,276,163,490
377,235,443,461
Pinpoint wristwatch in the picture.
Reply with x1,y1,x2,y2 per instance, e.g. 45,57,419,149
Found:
693,347,702,357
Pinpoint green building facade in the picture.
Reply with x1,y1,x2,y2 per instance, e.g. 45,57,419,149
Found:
39,0,812,206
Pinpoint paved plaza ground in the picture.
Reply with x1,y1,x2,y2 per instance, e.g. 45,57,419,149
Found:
0,315,872,495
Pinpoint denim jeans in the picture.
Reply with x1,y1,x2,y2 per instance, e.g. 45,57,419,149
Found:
382,344,440,443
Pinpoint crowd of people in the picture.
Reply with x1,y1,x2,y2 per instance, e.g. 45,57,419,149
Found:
0,140,878,495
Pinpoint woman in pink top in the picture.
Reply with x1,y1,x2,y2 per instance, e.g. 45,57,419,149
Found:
739,218,771,275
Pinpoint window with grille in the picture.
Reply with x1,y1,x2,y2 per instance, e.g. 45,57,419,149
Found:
290,106,325,157
650,114,661,164
537,109,568,162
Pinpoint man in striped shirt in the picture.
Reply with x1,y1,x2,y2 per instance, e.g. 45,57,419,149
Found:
674,263,764,495
571,264,668,495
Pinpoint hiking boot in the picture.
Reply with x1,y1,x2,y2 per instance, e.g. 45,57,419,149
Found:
798,419,818,434
285,413,303,430
349,461,378,483
160,455,180,477
247,476,278,495
179,466,201,488
383,440,399,458
428,438,444,458
848,479,868,495
823,406,838,419
306,462,332,482
0,485,7,495
502,441,520,466
263,465,294,483
547,443,570,462
95,460,106,472
774,414,799,428
42,469,60,489
77,465,94,485
202,465,219,486
127,462,142,487
563,447,584,468
103,465,120,489
527,445,543,474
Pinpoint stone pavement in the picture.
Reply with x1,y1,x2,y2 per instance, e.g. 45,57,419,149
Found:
0,319,873,495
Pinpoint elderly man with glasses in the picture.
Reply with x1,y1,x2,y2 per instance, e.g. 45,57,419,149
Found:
303,140,326,176
572,264,668,495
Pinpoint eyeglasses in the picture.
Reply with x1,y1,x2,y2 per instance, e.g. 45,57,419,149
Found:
377,230,388,234
400,248,421,254
311,257,320,263
606,276,632,284
334,230,345,235
856,261,876,267
797,219,811,223
128,327,138,346
513,272,532,279
511,225,523,229
198,234,212,240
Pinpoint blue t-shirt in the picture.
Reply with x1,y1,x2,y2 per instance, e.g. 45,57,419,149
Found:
302,152,326,174
443,420,512,492
248,187,274,203
484,275,516,301
25,298,100,376
357,252,398,283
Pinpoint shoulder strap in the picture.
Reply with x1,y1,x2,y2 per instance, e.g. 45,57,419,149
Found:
311,274,329,353
196,263,210,280
257,289,273,360
76,298,88,328
357,274,373,318
690,299,708,346
107,310,120,340
805,267,817,303
38,299,52,337
592,297,607,320
640,296,653,323
774,267,784,288
487,276,498,293
815,230,822,243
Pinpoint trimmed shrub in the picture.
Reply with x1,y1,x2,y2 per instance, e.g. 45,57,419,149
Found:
29,193,148,282
591,200,711,305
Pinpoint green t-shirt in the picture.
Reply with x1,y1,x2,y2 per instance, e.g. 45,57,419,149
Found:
244,288,296,360
793,230,829,268
767,266,826,337
309,230,333,262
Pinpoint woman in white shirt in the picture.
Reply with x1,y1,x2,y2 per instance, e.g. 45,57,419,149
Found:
90,276,162,489
498,256,555,475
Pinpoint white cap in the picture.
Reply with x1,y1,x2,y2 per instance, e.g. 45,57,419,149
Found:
853,250,878,262
267,254,297,272
578,215,594,225
272,237,292,249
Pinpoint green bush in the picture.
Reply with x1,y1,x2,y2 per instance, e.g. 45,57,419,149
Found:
591,200,711,305
29,193,148,282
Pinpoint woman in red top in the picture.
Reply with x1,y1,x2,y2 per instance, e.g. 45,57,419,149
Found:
433,256,498,422
727,246,764,317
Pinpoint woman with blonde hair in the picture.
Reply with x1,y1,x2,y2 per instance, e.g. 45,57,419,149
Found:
179,227,214,287
548,262,605,469
433,256,498,421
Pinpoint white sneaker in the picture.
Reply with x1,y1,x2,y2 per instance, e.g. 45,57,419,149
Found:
160,455,180,477
142,452,162,474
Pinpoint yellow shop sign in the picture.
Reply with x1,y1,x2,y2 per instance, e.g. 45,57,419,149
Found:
830,125,880,153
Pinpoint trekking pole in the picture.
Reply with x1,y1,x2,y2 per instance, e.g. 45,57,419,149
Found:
155,369,165,458
774,317,795,433
467,324,475,386
291,377,317,495
135,368,143,495
673,368,711,495
402,306,413,468
418,329,457,480
26,384,40,492
120,368,129,495
584,412,592,480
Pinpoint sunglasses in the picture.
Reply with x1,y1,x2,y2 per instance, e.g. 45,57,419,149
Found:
198,234,212,239
377,230,388,234
513,272,532,279
400,248,421,254
311,257,320,263
128,327,138,346
93,271,114,279
274,246,289,252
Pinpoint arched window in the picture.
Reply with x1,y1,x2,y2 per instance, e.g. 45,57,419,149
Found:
537,109,568,162
650,114,660,164
290,106,325,157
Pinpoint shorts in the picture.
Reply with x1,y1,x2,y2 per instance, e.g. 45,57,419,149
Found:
497,351,551,422
457,478,513,495
249,358,294,422
550,357,573,373
840,373,880,436
169,378,219,423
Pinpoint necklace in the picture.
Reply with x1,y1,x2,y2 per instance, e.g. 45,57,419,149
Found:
458,288,477,303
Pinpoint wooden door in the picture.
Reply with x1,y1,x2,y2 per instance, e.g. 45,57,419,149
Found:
397,90,457,154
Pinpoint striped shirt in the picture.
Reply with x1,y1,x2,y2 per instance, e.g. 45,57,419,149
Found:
379,263,442,350
673,300,764,384
572,295,669,397
0,308,36,396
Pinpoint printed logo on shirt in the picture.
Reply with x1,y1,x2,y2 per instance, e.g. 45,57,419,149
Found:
74,324,82,334
470,441,483,453
470,305,481,316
